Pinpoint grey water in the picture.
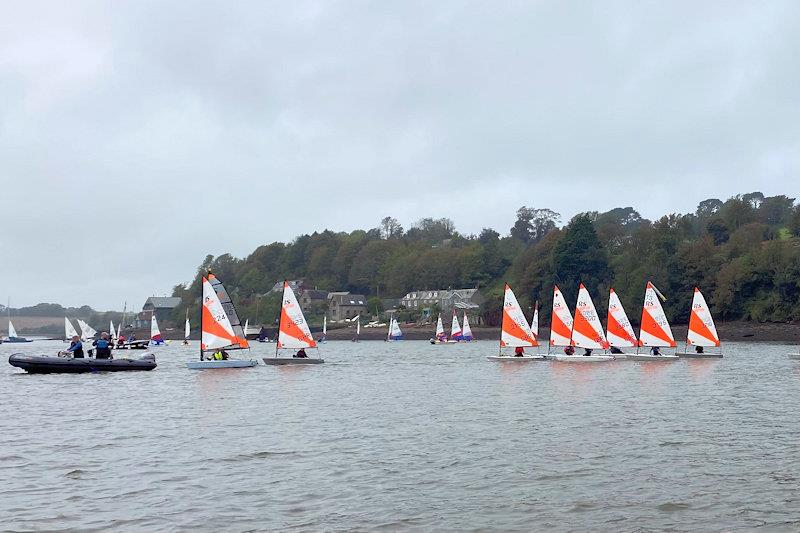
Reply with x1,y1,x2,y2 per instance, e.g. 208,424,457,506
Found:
2,340,799,532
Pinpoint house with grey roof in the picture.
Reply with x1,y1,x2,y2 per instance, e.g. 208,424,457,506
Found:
136,296,183,328
399,288,485,321
328,292,367,322
300,289,329,312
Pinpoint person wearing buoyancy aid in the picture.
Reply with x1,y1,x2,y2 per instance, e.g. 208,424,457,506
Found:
93,333,112,359
212,350,229,360
66,336,84,358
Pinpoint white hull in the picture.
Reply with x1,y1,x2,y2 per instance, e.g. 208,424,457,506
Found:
487,355,545,361
553,355,615,363
186,359,258,370
787,353,800,360
262,357,324,365
625,354,679,361
675,352,723,359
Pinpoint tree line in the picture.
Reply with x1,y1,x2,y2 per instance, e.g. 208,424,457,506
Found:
171,191,800,328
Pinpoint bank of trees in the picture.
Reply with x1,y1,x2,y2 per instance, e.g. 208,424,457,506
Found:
172,192,800,327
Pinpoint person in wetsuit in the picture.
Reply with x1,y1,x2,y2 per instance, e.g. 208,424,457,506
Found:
609,346,623,354
650,346,661,356
695,345,704,354
66,336,84,358
93,333,113,359
564,345,575,356
295,348,308,358
514,346,525,357
583,348,593,357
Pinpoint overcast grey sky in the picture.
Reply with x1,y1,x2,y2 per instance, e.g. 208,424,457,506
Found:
2,1,799,310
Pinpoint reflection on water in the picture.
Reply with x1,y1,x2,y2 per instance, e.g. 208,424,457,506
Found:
2,340,799,532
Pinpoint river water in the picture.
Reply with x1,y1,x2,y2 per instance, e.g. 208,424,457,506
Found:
2,340,799,532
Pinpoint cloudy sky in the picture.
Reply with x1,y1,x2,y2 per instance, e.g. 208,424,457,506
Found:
2,1,798,310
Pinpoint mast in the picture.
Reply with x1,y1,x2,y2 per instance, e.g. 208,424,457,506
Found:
199,273,204,360
276,279,285,358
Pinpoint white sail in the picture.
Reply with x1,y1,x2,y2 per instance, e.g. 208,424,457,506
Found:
639,282,676,347
65,317,79,339
109,320,116,341
500,283,537,347
201,274,249,352
570,284,609,349
8,320,17,338
462,313,473,341
185,317,191,339
530,305,539,339
435,315,445,340
323,315,327,336
606,289,637,348
77,319,97,340
278,281,317,349
549,286,574,347
356,316,361,336
116,322,122,340
450,311,462,341
243,319,249,338
687,288,720,347
388,317,403,340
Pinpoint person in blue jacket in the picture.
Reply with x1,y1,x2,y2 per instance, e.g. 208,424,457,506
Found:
93,333,113,359
66,336,84,358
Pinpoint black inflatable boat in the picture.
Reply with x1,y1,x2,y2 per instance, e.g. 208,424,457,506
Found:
9,353,157,373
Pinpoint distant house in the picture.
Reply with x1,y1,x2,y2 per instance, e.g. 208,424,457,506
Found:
136,296,182,328
300,289,329,312
328,292,368,321
399,289,485,320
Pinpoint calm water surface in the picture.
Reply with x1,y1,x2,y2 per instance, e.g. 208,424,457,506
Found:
2,340,799,532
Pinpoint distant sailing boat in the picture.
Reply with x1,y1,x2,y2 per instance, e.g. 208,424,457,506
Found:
462,312,474,341
109,320,116,342
149,314,165,346
353,315,361,342
5,319,32,343
555,284,613,362
530,301,539,341
183,310,190,345
488,283,542,360
548,285,574,356
77,319,97,341
321,315,327,343
449,310,463,342
263,280,324,364
187,272,257,369
65,317,79,341
605,288,638,357
676,288,723,358
431,314,447,344
387,317,403,341
636,282,678,360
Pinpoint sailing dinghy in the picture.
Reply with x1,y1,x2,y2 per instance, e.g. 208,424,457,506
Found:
4,320,32,343
387,317,403,341
487,283,543,361
675,288,723,358
554,284,614,362
547,285,574,359
77,319,97,341
183,311,190,345
263,281,324,365
632,282,678,361
149,314,165,346
530,302,539,342
64,317,79,341
353,315,361,342
462,312,474,341
430,315,448,344
187,272,258,369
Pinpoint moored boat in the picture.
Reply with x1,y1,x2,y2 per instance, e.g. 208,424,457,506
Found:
9,353,156,373
263,280,324,365
675,288,723,358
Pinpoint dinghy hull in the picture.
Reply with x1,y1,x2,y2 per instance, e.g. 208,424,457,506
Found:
625,354,679,361
553,355,615,363
788,353,800,360
186,359,258,369
9,353,156,373
262,358,324,365
486,355,545,361
675,352,723,359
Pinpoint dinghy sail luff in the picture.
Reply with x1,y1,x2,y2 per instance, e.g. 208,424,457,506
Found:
530,302,539,341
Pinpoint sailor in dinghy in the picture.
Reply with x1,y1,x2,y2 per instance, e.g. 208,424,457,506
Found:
263,281,324,365
186,271,258,369
487,283,544,361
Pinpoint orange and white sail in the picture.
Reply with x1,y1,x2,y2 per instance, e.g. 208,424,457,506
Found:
500,283,537,347
201,274,249,352
571,284,609,349
687,288,720,347
639,282,676,347
606,288,637,348
549,285,573,346
278,281,317,349
530,302,539,340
